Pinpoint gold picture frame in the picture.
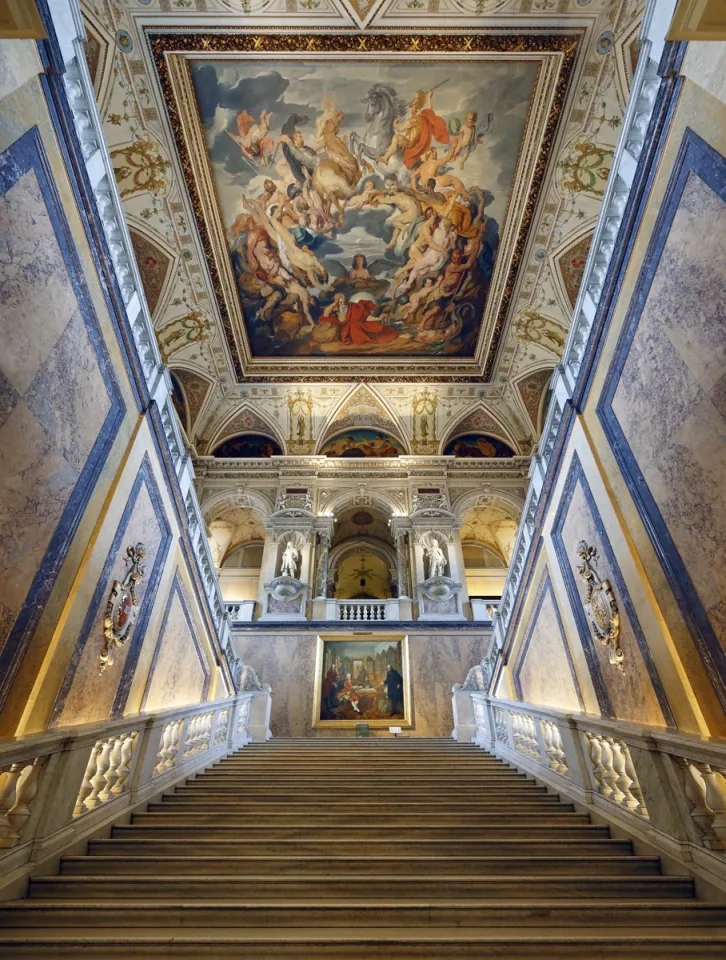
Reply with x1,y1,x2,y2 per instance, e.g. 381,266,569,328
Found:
312,634,412,729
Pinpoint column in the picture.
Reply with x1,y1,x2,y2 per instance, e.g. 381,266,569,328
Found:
315,532,331,599
396,531,411,598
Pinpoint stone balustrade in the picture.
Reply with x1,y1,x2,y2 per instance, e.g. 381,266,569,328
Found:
337,600,390,622
452,689,726,884
0,691,271,888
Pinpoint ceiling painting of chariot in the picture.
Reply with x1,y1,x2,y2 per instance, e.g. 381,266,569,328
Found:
153,33,578,378
191,57,536,359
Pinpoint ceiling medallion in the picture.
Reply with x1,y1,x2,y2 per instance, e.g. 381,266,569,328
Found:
576,541,624,668
151,30,580,383
99,543,146,674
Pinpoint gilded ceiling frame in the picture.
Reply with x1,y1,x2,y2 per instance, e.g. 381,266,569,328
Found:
149,30,582,383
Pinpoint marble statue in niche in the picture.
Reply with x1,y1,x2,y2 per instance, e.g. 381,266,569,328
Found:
280,540,300,579
426,537,447,579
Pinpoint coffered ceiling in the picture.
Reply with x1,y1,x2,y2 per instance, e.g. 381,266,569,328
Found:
81,0,643,460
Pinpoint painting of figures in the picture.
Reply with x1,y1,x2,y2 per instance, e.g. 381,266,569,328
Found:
190,58,539,358
319,429,404,458
313,636,412,728
444,433,515,457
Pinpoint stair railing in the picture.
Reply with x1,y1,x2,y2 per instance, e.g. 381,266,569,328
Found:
452,690,726,885
0,690,271,890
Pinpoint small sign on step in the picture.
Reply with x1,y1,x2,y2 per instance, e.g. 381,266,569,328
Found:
389,726,402,737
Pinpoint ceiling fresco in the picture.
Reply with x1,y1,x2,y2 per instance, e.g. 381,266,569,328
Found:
188,55,539,361
79,0,643,483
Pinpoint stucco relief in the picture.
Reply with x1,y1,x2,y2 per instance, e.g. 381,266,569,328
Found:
555,463,672,727
51,460,170,727
514,571,582,712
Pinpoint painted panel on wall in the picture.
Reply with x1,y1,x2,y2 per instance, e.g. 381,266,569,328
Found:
233,631,488,738
513,570,583,712
599,128,726,711
0,126,124,711
50,455,172,727
552,454,674,727
142,572,210,712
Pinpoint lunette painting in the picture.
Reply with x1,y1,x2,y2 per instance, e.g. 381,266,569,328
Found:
319,429,404,457
313,637,411,728
190,58,539,358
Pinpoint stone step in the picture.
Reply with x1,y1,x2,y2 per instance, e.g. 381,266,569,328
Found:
180,777,537,788
130,810,584,827
178,782,544,794
149,798,571,812
59,854,661,878
28,874,695,901
114,822,609,841
87,837,635,858
4,899,723,930
2,932,726,960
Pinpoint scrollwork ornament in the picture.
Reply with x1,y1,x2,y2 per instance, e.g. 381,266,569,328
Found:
99,543,146,673
576,541,623,667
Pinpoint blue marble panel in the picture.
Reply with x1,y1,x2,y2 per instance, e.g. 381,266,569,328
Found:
598,128,726,712
140,571,211,711
0,126,124,712
513,570,584,711
49,454,171,727
552,453,675,726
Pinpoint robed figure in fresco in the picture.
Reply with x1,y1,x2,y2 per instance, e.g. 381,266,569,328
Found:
380,88,451,169
383,663,404,716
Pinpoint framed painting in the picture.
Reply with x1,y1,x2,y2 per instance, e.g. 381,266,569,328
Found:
312,634,412,729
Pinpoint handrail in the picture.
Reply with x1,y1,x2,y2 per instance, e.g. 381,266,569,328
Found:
0,691,271,891
452,689,726,887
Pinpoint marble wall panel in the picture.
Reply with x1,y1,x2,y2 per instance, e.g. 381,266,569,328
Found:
50,456,171,727
0,127,123,710
599,129,726,711
513,570,583,712
552,454,674,726
141,573,210,712
233,632,489,738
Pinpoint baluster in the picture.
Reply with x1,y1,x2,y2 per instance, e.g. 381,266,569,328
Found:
113,733,136,794
587,734,607,795
680,760,715,841
74,743,103,815
600,738,624,803
154,725,172,777
700,764,726,849
620,744,647,817
611,740,639,812
86,740,113,809
100,736,123,802
5,758,45,842
168,720,182,767
0,764,24,846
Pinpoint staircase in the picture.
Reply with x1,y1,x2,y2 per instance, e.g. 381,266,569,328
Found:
1,738,725,957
